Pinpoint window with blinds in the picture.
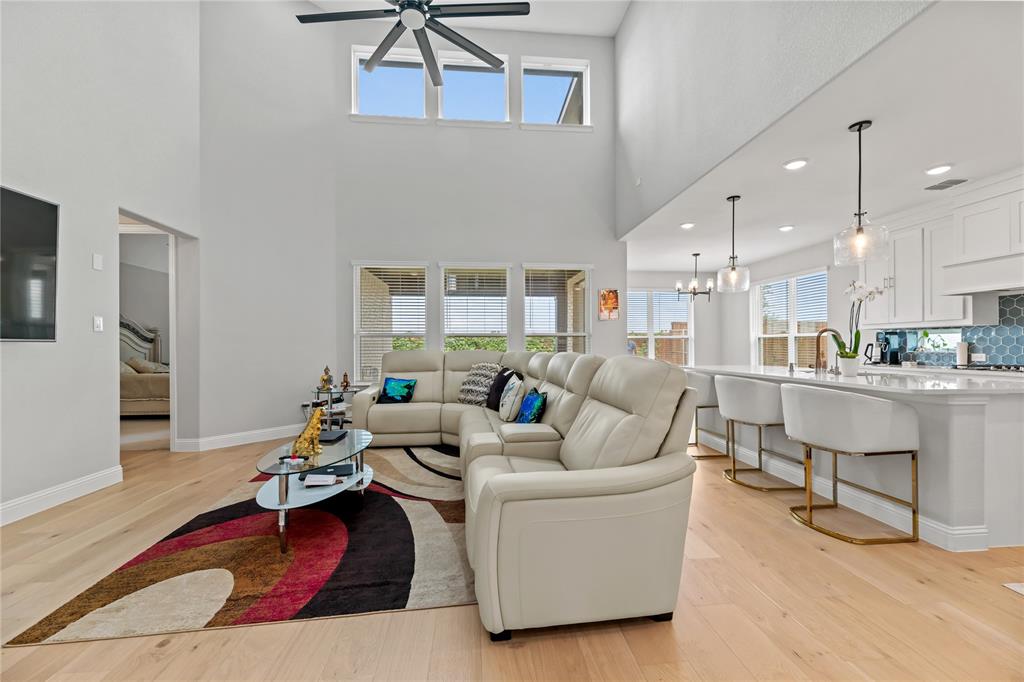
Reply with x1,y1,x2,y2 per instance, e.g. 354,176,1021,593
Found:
753,270,828,368
626,289,690,366
443,266,508,351
524,268,589,352
355,266,427,382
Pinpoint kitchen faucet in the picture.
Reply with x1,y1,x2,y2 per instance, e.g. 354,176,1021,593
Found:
814,328,842,375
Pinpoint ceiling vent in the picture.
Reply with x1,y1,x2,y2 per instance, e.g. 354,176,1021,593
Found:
925,178,968,191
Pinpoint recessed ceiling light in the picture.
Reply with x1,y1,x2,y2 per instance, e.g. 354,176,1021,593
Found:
783,158,808,171
925,164,952,176
778,225,795,232
680,222,695,230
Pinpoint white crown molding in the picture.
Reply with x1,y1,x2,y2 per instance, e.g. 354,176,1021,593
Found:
698,433,989,552
173,423,305,452
1,466,123,526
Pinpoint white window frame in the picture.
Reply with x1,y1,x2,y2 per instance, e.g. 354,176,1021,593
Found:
750,268,829,368
520,56,591,129
437,50,510,125
351,45,428,120
352,261,429,382
627,288,693,368
440,262,512,351
522,264,592,353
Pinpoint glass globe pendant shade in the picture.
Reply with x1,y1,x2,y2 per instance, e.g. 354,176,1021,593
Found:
833,216,890,266
716,263,750,293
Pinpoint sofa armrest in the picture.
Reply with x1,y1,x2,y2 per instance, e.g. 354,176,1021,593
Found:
349,384,380,430
497,423,561,444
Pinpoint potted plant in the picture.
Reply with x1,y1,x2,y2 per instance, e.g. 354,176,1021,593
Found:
831,281,884,376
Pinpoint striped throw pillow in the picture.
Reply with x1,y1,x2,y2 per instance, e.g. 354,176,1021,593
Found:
458,362,502,406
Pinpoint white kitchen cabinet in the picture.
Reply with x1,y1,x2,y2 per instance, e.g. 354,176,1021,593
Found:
952,195,1012,264
861,255,890,325
924,217,969,322
890,228,924,323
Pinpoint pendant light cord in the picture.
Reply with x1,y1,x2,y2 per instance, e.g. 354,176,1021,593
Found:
856,126,863,228
730,199,737,265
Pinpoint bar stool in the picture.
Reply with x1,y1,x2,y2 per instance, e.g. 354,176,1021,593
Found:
714,376,803,491
686,372,727,459
780,384,919,545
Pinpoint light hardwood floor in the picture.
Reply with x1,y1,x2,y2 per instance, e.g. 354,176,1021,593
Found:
2,441,1022,680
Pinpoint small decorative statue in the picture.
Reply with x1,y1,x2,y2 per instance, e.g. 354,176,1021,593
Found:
340,371,351,392
293,407,323,457
319,365,334,390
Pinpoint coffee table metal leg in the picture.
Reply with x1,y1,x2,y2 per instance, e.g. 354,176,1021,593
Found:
278,474,288,504
278,509,287,553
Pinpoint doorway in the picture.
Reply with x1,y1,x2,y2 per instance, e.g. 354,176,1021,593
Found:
117,214,175,452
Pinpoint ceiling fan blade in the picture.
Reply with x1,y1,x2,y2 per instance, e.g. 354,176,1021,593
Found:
428,3,530,18
425,19,503,70
364,21,407,72
414,29,443,86
296,8,396,24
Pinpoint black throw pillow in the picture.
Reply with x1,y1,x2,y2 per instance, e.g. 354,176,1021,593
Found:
486,368,520,411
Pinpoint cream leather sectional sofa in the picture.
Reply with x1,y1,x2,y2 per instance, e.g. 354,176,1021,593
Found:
350,349,698,641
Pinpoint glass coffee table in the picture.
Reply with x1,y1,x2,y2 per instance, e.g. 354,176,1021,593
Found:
255,429,373,552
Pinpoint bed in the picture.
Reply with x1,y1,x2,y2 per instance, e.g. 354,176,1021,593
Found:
120,314,170,416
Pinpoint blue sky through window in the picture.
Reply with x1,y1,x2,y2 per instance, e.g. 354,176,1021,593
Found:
523,70,578,124
442,65,506,121
358,59,424,118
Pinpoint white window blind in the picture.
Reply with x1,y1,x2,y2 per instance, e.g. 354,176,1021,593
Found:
753,271,828,368
355,266,427,382
443,266,508,351
524,268,589,352
627,289,691,366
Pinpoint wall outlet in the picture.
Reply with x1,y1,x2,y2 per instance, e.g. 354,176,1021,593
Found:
92,254,103,271
93,316,104,332
970,352,986,362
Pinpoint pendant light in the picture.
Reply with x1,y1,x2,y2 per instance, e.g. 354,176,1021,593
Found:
676,253,714,301
716,195,750,293
834,120,889,266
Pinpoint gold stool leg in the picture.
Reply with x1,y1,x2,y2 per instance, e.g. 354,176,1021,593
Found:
724,422,803,492
911,451,919,541
691,406,728,459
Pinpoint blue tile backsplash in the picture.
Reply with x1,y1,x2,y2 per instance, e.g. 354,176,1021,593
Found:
883,294,1024,366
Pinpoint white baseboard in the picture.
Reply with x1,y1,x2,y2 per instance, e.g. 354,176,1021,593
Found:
699,433,989,552
1,465,124,526
173,423,305,452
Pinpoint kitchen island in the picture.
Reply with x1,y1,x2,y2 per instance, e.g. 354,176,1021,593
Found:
691,365,1024,550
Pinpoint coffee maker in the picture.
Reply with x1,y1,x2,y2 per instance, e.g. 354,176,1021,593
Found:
874,331,903,365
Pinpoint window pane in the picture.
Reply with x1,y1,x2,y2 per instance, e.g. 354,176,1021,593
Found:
627,290,648,334
523,68,583,124
358,335,424,382
357,58,424,118
795,336,824,370
443,267,507,347
759,337,789,367
442,63,506,121
652,292,688,336
627,336,648,358
358,266,427,382
526,335,587,353
525,268,586,336
796,271,828,334
760,280,790,335
444,336,508,352
655,337,688,366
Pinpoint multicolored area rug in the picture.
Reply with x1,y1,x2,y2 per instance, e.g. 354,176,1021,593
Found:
7,446,472,646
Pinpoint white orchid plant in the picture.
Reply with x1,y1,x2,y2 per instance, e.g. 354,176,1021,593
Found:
831,280,885,359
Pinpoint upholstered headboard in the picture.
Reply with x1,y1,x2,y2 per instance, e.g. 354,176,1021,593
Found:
119,314,161,363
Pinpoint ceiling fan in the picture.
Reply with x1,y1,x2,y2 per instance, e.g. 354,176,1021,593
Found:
297,1,531,87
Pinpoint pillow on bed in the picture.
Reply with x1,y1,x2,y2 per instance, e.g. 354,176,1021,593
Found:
120,361,138,375
126,357,169,374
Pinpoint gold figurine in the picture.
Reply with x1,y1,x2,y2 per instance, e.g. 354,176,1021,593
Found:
319,366,334,390
293,407,323,457
340,371,350,392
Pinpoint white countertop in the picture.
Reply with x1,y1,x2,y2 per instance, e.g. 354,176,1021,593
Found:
690,365,1024,395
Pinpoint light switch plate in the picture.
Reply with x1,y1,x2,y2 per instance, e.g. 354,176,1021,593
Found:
92,254,103,271
93,316,104,332
970,353,987,362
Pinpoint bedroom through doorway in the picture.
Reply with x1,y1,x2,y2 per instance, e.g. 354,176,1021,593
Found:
118,215,174,452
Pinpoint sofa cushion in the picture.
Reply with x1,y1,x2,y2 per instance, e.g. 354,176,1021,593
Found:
441,402,479,435
497,423,561,443
560,356,687,471
368,402,441,434
466,455,567,512
540,354,604,436
381,350,444,403
523,353,553,392
379,377,417,404
499,351,534,375
457,362,502,406
443,351,504,403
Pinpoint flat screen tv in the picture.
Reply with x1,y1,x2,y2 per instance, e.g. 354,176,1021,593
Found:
1,187,59,341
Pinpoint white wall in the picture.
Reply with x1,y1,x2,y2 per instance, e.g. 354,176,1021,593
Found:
332,23,625,366
197,0,337,439
626,270,723,367
119,233,169,274
613,1,927,236
1,1,200,507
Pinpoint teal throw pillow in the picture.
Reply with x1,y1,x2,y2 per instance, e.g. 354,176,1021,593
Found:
379,377,417,404
515,388,547,424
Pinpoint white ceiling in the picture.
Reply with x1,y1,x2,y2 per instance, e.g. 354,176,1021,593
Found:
624,2,1024,272
312,0,631,37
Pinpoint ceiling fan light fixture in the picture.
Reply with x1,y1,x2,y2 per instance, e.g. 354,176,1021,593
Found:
400,7,426,29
